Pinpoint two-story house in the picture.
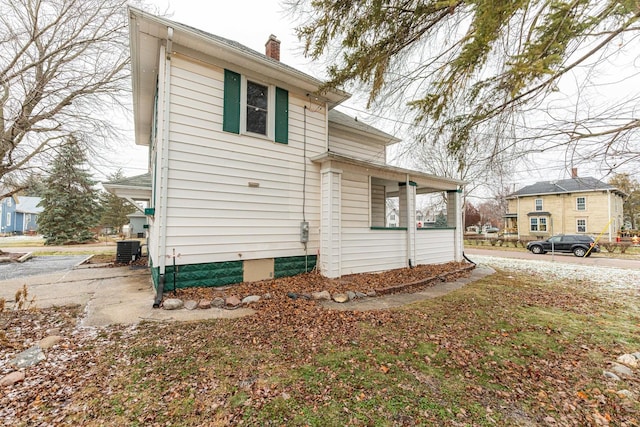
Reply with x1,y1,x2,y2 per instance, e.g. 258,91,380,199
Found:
104,8,465,289
505,169,625,241
0,195,43,235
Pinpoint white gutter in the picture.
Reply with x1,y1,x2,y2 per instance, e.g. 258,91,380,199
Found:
158,27,173,274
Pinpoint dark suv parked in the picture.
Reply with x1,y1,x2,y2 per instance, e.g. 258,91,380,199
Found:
526,234,600,257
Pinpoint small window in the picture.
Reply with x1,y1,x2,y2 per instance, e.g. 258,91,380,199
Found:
530,217,538,232
576,197,586,211
539,217,547,231
6,212,10,225
223,69,288,143
535,198,543,211
577,219,587,233
246,81,268,135
390,214,396,221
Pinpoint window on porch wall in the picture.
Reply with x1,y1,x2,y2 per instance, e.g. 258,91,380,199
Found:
370,181,387,227
371,177,402,228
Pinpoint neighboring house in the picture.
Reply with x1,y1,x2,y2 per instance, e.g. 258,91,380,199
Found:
386,208,399,228
505,169,626,242
104,8,464,289
127,212,148,238
0,196,43,235
387,209,437,228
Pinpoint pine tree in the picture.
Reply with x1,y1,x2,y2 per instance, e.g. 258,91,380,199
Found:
38,139,100,245
435,212,448,228
22,173,48,197
294,1,640,169
99,170,136,233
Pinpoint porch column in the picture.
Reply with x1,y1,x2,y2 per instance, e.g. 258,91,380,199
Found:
320,166,342,278
399,181,417,267
447,189,463,261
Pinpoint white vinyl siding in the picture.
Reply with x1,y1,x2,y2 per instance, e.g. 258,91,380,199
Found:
320,169,341,277
162,55,326,264
342,228,407,274
415,229,456,264
328,128,387,163
340,169,406,274
370,181,386,227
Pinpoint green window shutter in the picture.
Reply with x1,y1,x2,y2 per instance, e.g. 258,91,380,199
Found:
274,87,288,144
223,69,241,134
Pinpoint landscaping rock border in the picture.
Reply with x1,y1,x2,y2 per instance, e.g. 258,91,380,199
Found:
160,264,476,310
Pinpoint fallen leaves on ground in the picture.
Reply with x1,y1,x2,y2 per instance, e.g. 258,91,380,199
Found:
1,263,639,426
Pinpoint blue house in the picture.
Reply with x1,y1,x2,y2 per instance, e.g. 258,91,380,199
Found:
0,196,44,235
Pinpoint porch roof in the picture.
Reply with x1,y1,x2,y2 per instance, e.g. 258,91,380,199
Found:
102,173,152,201
311,151,464,192
526,211,551,216
15,196,43,214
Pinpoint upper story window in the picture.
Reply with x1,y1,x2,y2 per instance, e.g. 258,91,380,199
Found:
223,69,288,144
246,81,268,135
576,196,586,211
535,198,543,211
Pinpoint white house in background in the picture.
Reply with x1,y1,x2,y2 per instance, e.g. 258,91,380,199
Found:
386,208,399,228
104,8,464,289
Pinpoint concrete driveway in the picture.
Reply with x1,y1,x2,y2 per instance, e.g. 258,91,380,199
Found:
0,255,89,280
0,260,497,327
0,264,252,327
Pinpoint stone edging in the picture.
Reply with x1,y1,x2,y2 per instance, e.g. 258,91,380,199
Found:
374,264,476,296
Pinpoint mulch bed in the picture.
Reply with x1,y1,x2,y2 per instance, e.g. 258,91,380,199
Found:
169,261,475,304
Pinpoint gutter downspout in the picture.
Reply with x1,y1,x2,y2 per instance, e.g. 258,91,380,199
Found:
607,189,612,242
158,27,173,281
456,187,463,261
516,197,520,239
405,174,415,268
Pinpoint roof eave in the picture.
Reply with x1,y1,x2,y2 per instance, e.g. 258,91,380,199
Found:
128,7,351,147
311,152,464,189
102,183,152,200
329,121,401,145
507,187,624,199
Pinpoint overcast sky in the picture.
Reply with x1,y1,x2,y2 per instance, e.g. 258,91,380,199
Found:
103,1,637,193
101,0,330,182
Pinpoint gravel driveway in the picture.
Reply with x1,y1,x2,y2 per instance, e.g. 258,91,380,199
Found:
470,254,640,291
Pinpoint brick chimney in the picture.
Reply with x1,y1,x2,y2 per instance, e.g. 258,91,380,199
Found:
571,167,578,178
265,34,280,61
